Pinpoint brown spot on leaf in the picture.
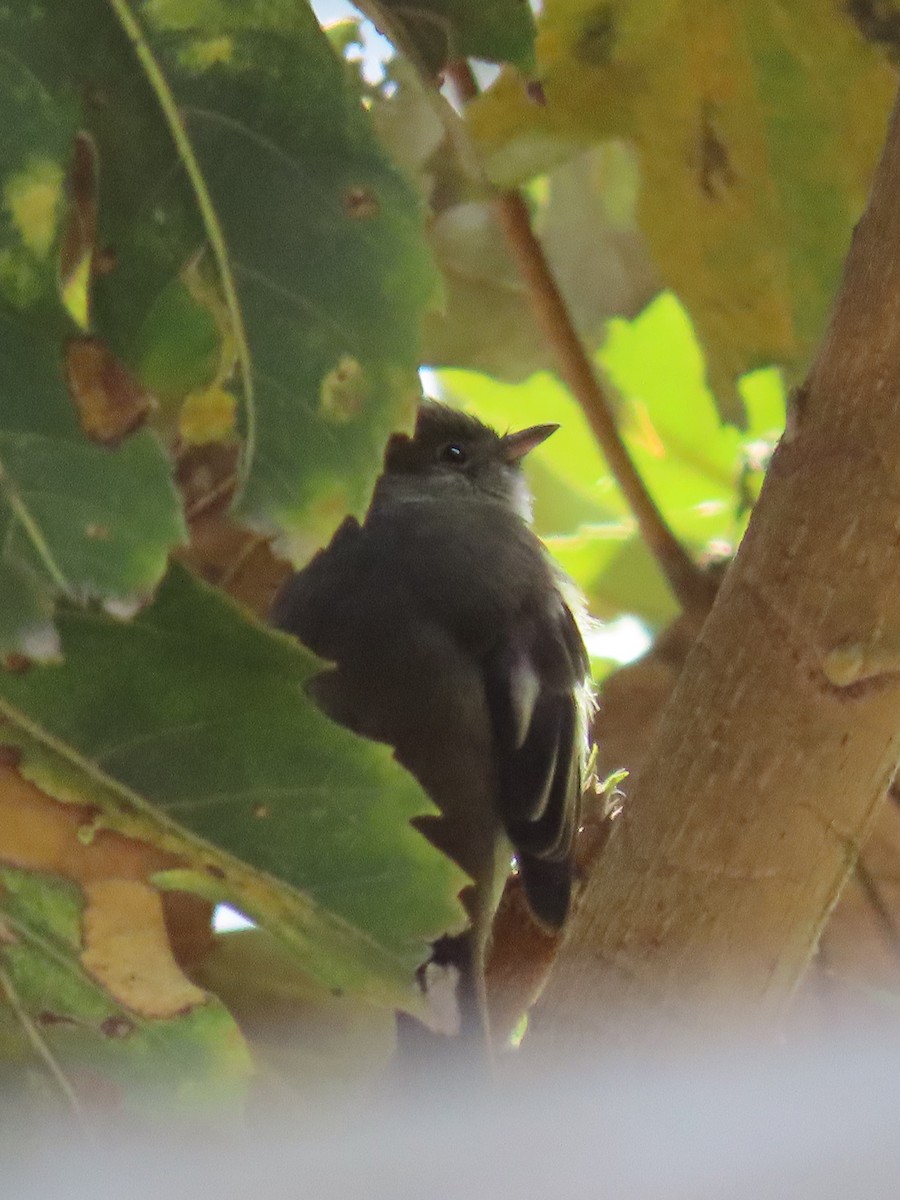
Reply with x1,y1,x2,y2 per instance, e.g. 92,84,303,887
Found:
3,653,31,675
176,441,239,520
575,6,616,65
0,767,217,1004
94,247,117,276
36,1010,77,1028
100,1014,135,1039
85,524,110,540
697,101,737,199
206,863,225,880
65,336,156,446
846,0,900,62
343,186,380,220
526,80,547,106
177,502,289,617
253,804,269,819
0,746,22,769
0,766,176,884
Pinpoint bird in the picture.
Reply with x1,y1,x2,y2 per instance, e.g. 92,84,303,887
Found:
272,400,593,1042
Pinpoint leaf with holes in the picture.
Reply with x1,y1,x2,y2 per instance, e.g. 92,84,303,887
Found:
0,564,467,1013
3,0,436,594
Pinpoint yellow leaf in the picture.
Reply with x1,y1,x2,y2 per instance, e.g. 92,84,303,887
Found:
468,0,896,413
179,383,238,444
4,157,64,257
81,879,207,1019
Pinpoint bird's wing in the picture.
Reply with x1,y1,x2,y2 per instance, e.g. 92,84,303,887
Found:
483,597,590,928
270,516,364,659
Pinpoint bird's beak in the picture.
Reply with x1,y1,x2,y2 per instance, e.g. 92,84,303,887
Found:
500,423,559,463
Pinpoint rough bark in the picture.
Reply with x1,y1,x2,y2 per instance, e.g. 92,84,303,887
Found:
525,90,900,1057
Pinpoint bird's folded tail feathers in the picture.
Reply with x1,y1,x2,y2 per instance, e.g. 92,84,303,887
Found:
517,851,574,931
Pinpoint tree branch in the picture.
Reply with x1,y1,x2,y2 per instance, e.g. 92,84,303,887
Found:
446,60,715,617
521,88,900,1058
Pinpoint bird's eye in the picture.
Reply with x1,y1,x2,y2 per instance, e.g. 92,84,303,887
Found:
438,443,467,466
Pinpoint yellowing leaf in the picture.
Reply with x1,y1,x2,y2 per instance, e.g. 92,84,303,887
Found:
468,0,895,414
320,355,371,424
0,866,249,1116
0,762,246,1113
4,156,64,257
81,880,206,1019
179,384,237,444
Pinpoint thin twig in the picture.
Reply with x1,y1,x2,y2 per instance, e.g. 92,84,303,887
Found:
0,964,88,1127
445,59,715,617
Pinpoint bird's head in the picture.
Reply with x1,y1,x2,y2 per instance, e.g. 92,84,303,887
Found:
379,401,558,518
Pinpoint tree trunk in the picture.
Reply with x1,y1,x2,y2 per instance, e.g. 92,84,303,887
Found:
525,89,900,1057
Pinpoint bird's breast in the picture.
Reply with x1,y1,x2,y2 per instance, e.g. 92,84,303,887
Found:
362,499,553,644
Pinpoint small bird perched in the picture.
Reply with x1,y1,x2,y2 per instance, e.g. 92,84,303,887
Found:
273,401,592,1038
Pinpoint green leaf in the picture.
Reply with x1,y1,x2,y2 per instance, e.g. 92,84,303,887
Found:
0,564,467,1012
136,0,436,534
361,0,538,77
3,0,435,554
0,34,188,658
467,0,894,415
0,866,251,1116
598,293,784,548
111,0,435,537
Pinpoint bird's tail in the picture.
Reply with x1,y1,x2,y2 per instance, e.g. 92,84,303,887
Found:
517,851,573,932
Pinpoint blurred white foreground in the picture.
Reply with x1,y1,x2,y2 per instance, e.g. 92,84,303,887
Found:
7,1012,900,1199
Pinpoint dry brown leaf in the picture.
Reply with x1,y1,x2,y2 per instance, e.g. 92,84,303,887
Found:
64,336,156,446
